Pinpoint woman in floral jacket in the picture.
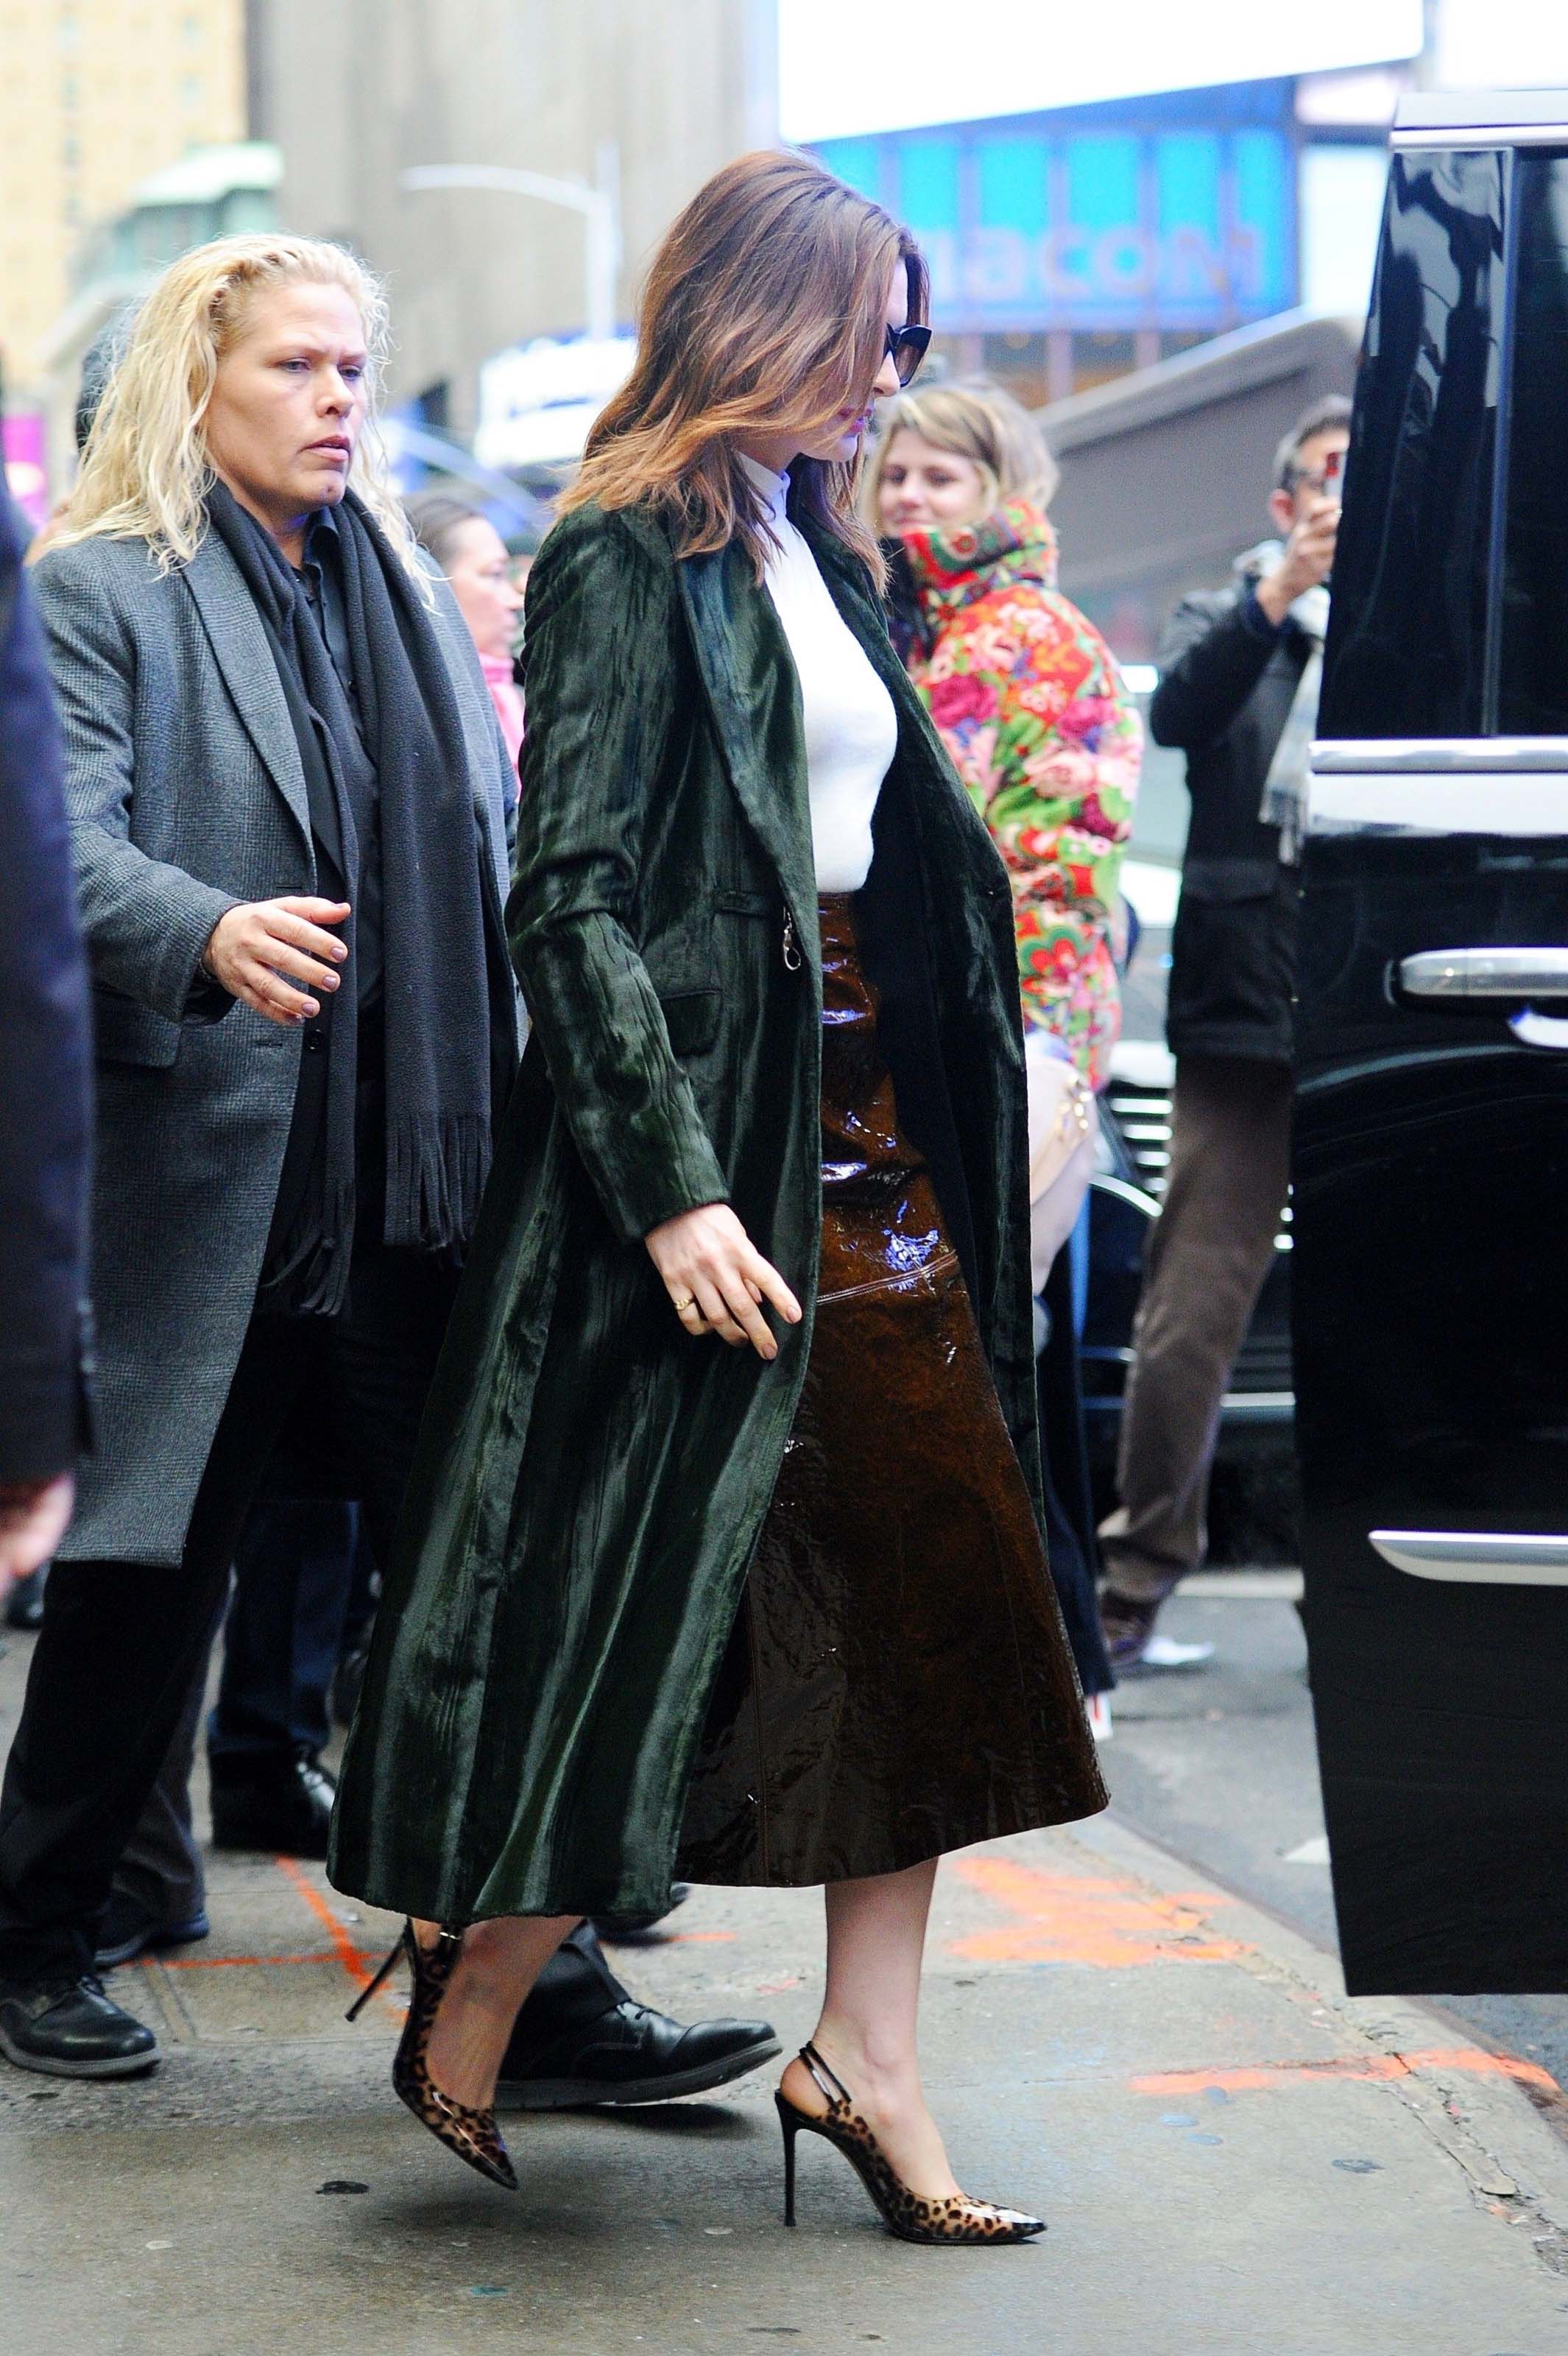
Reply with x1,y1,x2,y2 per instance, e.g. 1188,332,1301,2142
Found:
872,381,1142,1715
872,379,1141,1092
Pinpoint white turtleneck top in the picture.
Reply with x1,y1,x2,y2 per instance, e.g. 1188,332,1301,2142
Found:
738,455,897,893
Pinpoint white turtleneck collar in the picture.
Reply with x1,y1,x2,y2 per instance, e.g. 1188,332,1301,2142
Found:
731,451,895,895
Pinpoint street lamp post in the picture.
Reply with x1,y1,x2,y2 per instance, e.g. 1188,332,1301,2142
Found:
398,149,622,343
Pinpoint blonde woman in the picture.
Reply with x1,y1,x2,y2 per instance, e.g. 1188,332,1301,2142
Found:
870,381,1140,1090
869,381,1143,1712
0,236,763,2112
330,149,1105,2238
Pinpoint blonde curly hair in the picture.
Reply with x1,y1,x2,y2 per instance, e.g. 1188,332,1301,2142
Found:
45,232,420,579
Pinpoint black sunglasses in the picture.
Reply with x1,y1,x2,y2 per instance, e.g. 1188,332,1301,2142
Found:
885,323,932,386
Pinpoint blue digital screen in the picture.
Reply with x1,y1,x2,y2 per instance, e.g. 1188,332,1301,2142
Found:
813,96,1297,334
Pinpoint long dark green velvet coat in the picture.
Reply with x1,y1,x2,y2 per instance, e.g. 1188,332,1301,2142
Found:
328,497,1043,1921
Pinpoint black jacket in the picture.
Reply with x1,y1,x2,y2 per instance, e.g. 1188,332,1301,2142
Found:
0,493,92,1481
1150,579,1311,1062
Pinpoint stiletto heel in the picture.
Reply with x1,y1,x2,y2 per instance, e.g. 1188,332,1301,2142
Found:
345,1934,403,2023
347,1920,518,2191
774,2043,1044,2246
775,2090,799,2227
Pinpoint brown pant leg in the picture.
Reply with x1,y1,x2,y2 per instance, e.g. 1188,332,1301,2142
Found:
1097,1055,1293,1604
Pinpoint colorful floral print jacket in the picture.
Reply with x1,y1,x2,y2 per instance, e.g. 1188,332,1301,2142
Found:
903,501,1141,1089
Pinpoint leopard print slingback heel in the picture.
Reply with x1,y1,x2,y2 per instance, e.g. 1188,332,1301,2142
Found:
347,1921,518,2192
774,2042,1044,2246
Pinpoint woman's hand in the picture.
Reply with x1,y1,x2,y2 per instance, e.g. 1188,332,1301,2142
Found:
202,897,351,1026
0,1472,74,1591
645,1203,802,1360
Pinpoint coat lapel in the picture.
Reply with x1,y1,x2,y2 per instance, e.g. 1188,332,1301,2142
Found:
182,535,311,851
674,544,819,968
674,518,1009,973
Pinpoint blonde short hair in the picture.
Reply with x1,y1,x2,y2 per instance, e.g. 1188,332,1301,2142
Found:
46,232,420,579
865,377,1060,525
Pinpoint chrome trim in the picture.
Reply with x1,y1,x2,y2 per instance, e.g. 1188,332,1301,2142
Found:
1371,1530,1568,1587
1393,124,1568,149
1511,1009,1568,1049
1081,1386,1294,1422
1395,88,1568,136
1089,1173,1163,1219
1221,1390,1293,1421
1308,772,1568,838
1313,739,1568,774
1399,948,1568,1000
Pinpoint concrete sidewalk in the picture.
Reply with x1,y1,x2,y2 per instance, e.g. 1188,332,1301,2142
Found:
5,1779,1568,2356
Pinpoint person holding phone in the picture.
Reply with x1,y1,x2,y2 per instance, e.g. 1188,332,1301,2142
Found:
1097,395,1350,1669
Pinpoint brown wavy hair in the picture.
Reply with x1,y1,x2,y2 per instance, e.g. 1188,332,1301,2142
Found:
561,149,927,588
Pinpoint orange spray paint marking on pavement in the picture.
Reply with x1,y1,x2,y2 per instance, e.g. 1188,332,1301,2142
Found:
158,1951,344,1970
948,1857,1251,1969
1131,2050,1560,2098
271,1855,403,2014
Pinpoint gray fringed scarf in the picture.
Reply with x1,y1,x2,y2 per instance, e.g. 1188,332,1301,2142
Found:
208,482,506,1311
1242,538,1330,867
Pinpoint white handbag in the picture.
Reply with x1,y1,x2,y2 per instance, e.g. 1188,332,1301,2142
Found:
1024,1030,1096,1294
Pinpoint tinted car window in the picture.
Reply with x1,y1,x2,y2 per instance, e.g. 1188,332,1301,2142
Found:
1496,153,1568,736
1320,149,1505,740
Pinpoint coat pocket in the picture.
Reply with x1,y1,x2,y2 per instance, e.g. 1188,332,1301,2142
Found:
91,988,181,1068
657,985,722,1058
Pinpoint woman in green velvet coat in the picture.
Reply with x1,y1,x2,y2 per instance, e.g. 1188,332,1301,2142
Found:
330,149,1104,2240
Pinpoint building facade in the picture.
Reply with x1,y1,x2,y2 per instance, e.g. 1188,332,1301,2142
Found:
0,0,246,394
252,0,779,438
812,70,1398,409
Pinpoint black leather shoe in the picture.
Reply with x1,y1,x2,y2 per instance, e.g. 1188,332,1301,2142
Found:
496,1995,780,2111
595,1882,692,1941
0,1975,158,2078
93,1892,211,1972
4,1564,48,1629
209,1751,336,1858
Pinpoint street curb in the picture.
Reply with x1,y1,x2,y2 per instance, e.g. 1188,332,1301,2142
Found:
1072,1808,1568,2272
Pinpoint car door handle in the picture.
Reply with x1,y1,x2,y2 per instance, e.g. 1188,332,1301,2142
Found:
1371,1530,1568,1585
1398,948,1568,999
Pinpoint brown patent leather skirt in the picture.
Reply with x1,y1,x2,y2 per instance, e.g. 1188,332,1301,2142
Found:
677,896,1106,1887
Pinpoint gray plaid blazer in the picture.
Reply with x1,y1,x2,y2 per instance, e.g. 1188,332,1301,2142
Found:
32,527,514,1565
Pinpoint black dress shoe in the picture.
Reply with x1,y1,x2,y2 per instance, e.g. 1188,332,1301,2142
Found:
496,1995,780,2111
595,1882,692,1941
209,1751,336,1858
0,1975,158,2078
4,1564,48,1630
93,1891,211,1972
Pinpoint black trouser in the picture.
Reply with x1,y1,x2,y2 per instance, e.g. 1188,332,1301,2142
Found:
0,1236,455,1986
209,1497,363,1771
103,1499,362,1933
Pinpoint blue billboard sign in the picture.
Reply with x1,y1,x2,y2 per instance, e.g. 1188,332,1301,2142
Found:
813,88,1297,336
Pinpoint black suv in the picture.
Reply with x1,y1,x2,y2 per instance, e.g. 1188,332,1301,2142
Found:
1296,90,1568,1996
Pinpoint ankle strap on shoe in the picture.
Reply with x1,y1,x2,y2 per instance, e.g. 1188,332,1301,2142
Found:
799,2041,851,2107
